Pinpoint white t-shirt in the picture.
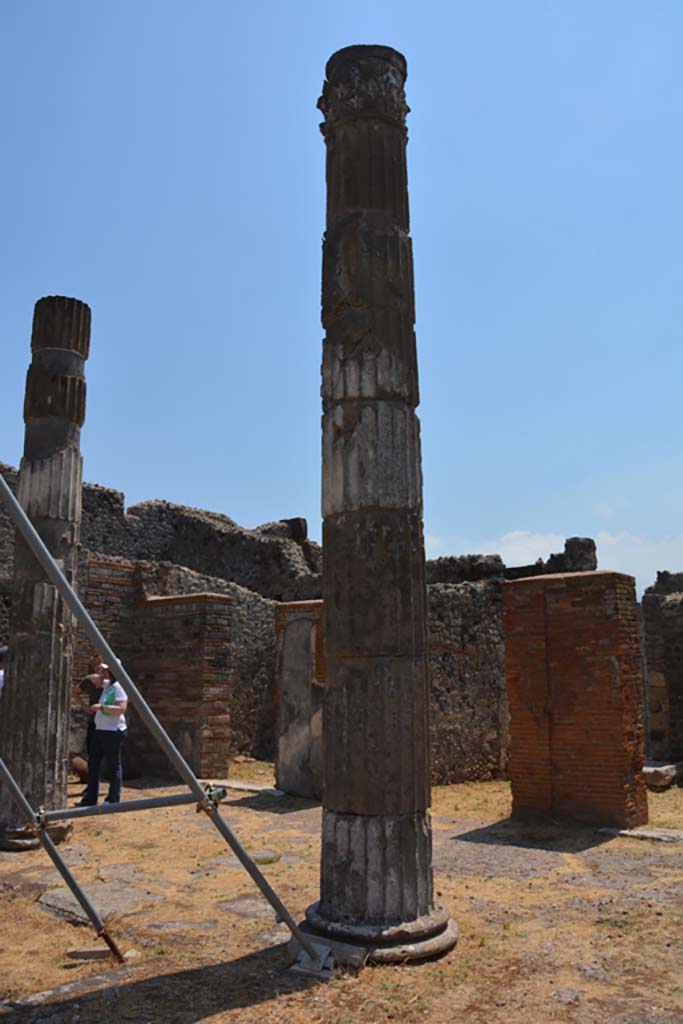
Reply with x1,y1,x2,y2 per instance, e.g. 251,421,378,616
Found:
95,681,127,731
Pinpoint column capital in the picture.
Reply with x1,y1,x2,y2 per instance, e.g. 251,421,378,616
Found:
318,45,409,134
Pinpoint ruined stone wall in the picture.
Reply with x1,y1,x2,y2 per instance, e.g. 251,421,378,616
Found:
428,581,508,782
642,572,683,761
70,555,276,770
427,538,597,586
79,483,321,601
125,593,234,779
274,601,325,798
504,571,648,829
275,586,508,791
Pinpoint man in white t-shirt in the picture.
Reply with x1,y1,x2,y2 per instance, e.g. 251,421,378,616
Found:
0,646,6,696
76,664,128,806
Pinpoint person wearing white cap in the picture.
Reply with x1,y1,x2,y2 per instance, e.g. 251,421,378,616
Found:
76,664,128,806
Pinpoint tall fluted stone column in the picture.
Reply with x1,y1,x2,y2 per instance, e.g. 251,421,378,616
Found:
0,297,90,848
304,46,457,961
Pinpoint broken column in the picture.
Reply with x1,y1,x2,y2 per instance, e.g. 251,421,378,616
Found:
304,45,457,960
0,297,90,848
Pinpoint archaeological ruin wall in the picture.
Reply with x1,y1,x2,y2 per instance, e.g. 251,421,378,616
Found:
2,456,609,789
69,555,276,777
79,482,322,601
275,584,508,797
642,572,683,762
504,571,648,829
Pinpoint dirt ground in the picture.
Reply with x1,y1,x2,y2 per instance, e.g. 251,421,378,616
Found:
1,765,682,1024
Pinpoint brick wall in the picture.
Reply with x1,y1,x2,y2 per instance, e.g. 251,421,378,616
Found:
504,571,648,828
69,555,274,776
126,593,233,779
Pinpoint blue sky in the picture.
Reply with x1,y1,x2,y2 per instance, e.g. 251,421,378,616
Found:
2,2,682,592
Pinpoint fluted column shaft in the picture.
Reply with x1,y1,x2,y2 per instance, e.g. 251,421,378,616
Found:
307,46,456,959
0,297,90,843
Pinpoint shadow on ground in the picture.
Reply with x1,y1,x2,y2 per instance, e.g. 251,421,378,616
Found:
115,778,320,816
225,792,321,815
452,817,614,853
5,944,322,1024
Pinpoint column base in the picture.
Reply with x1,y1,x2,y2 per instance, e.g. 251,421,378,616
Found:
304,900,458,964
0,821,72,851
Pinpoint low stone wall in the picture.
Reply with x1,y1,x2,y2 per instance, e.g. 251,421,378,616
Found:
504,571,648,829
642,572,683,761
70,555,276,773
79,484,321,601
274,601,325,798
275,585,509,792
428,581,508,783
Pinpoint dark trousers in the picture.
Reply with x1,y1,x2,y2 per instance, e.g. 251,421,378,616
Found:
85,718,95,756
85,730,125,804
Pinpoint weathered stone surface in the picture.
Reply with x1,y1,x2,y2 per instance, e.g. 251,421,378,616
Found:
428,581,508,783
323,510,427,659
323,656,429,815
642,762,683,790
322,310,418,405
427,553,505,585
39,880,156,924
0,297,90,842
275,609,323,799
321,215,415,327
310,44,456,960
642,573,683,761
504,537,597,580
322,402,422,515
316,810,433,927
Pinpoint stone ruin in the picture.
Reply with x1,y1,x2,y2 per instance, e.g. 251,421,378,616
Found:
0,48,663,893
642,572,683,766
505,571,648,829
0,457,600,786
0,297,90,847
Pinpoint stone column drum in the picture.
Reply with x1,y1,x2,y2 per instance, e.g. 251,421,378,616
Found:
0,297,90,848
305,46,458,961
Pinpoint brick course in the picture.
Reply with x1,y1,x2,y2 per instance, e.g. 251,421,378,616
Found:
504,571,648,828
70,555,275,777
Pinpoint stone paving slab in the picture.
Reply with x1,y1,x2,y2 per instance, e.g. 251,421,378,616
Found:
599,825,683,842
38,881,162,925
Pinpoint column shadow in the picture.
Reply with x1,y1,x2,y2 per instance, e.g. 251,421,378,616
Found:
5,944,322,1024
451,817,615,853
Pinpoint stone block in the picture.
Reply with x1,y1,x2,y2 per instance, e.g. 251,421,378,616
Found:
323,510,426,659
324,119,409,229
322,308,418,405
323,655,429,816
322,213,415,326
322,402,422,516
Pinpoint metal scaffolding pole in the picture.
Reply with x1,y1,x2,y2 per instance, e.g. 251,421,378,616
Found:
0,472,328,970
0,758,125,963
42,787,228,822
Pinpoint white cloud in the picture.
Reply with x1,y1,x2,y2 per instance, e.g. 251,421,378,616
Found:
596,531,683,595
426,530,565,566
425,528,683,596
